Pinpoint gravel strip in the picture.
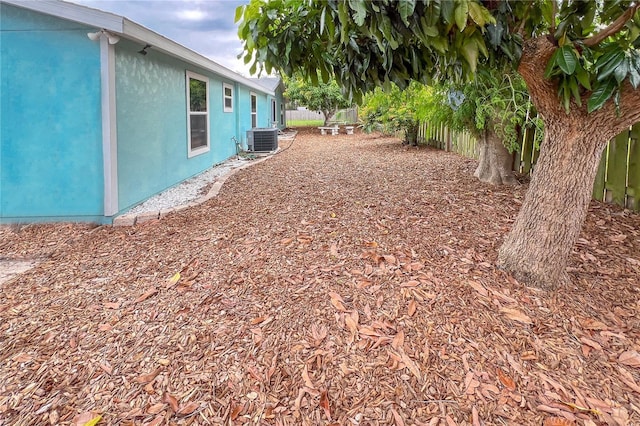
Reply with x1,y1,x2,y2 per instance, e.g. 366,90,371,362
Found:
122,131,297,218
126,157,251,214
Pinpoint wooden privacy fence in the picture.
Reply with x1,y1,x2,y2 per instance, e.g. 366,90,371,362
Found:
418,121,640,211
286,107,359,123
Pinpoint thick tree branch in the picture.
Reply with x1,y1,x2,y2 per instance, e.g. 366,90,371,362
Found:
583,4,640,47
519,36,640,145
590,80,640,141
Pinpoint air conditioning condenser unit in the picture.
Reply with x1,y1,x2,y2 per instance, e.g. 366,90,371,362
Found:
247,128,278,152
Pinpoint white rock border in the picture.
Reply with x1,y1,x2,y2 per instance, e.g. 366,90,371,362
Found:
113,155,273,227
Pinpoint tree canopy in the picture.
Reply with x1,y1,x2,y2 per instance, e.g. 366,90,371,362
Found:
284,76,352,125
424,68,544,152
237,1,640,109
360,81,432,143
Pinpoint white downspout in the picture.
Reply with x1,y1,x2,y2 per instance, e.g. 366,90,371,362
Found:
99,33,119,217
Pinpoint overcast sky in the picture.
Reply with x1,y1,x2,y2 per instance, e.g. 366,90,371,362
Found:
70,0,252,75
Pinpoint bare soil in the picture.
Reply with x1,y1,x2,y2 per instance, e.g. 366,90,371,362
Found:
1,129,639,426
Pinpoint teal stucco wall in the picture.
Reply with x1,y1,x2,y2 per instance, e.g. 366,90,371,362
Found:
115,40,262,212
0,3,104,223
236,85,271,148
0,3,279,222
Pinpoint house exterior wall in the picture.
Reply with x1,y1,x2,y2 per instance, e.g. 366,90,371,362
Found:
0,3,104,223
237,85,270,147
268,91,287,130
114,39,263,212
0,2,281,223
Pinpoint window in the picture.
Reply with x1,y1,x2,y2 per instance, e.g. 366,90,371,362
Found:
223,82,233,113
250,92,258,128
280,103,284,126
186,71,209,157
271,99,277,126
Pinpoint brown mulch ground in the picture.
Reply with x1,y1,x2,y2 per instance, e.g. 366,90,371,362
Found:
1,128,639,426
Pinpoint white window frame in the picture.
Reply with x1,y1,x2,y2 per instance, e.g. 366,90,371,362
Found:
186,71,210,158
223,82,233,113
250,92,258,128
280,103,284,126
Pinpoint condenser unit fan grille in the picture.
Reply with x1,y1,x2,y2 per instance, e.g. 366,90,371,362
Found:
247,128,278,152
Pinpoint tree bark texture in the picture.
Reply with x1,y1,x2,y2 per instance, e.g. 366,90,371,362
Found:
474,127,517,185
404,123,419,146
498,37,640,289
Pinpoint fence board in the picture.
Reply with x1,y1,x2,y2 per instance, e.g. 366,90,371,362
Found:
519,129,535,174
626,123,640,210
605,130,631,206
592,145,607,202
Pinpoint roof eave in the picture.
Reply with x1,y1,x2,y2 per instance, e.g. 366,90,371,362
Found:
1,0,274,96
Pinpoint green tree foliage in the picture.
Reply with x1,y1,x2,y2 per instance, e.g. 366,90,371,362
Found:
359,82,432,144
425,69,544,153
361,69,543,155
284,76,352,125
237,1,639,109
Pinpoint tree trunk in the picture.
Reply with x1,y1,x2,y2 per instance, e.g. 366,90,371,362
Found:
497,37,640,289
474,128,517,185
322,110,336,126
404,122,419,146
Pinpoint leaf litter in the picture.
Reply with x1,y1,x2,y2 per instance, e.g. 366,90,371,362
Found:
1,128,639,425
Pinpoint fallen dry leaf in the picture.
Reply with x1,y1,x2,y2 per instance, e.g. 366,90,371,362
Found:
500,307,533,324
329,291,347,311
617,366,640,392
543,417,574,426
579,337,602,351
166,272,181,288
163,392,179,412
391,330,405,351
497,368,516,391
250,316,267,325
73,412,101,426
134,286,158,303
472,406,480,426
13,353,33,363
230,403,244,421
618,350,640,368
390,407,405,426
311,323,327,345
580,318,608,330
134,367,162,384
319,390,331,421
103,302,120,309
302,364,316,389
146,403,165,415
176,401,199,416
407,299,417,316
467,280,488,297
